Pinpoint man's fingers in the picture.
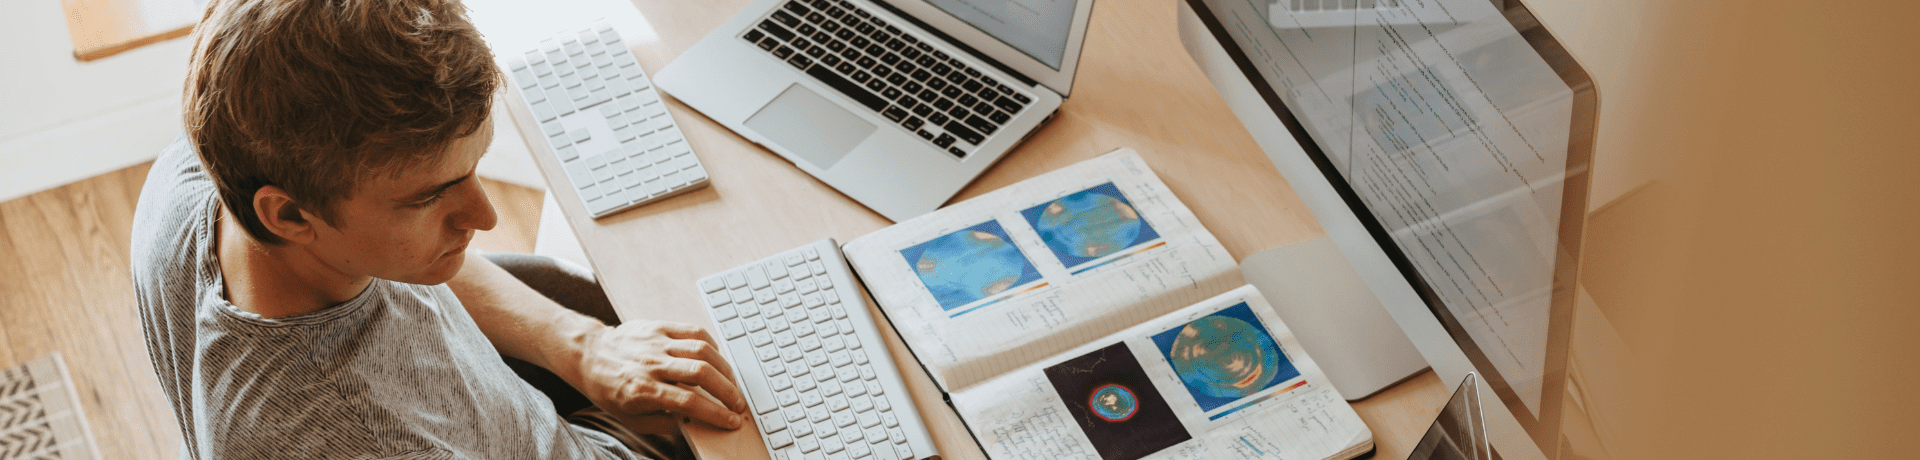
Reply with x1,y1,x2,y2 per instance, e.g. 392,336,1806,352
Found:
628,383,743,430
654,321,714,343
669,338,736,384
654,356,748,413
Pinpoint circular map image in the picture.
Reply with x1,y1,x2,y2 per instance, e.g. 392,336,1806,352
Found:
915,229,1032,309
1166,316,1282,400
1034,191,1143,260
1089,384,1139,422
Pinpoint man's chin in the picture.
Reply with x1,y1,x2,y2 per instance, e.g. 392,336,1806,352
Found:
392,251,466,286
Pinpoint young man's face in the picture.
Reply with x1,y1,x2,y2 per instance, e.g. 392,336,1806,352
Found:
306,122,498,285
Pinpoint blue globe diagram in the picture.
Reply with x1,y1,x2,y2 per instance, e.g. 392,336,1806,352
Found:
910,225,1038,311
1033,191,1144,261
1089,384,1139,422
1166,316,1283,400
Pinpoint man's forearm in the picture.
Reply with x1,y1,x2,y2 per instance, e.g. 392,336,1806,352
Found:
445,250,604,385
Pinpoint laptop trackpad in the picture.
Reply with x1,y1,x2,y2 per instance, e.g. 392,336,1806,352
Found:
744,84,875,170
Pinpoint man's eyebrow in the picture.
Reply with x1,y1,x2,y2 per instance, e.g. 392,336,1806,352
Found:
399,174,471,203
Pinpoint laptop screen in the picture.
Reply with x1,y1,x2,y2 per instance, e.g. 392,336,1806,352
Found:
921,0,1078,70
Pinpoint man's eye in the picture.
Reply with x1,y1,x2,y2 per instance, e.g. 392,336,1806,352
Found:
415,193,446,207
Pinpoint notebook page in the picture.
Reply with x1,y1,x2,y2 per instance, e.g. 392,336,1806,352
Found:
949,285,1372,460
843,149,1240,392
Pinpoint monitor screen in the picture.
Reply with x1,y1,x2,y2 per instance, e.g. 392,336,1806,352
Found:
1185,0,1597,452
921,0,1078,70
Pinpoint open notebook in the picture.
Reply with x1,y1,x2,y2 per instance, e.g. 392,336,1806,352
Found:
843,149,1372,460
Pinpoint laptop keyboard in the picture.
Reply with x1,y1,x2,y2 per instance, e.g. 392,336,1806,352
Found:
741,0,1036,159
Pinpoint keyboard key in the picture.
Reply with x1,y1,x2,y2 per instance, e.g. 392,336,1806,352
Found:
932,133,955,148
806,65,887,111
965,114,998,135
945,119,984,144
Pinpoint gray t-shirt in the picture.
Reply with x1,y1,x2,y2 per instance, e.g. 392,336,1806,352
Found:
131,137,640,459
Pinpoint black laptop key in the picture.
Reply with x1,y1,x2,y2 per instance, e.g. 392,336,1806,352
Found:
838,46,860,60
933,133,955,148
898,62,918,75
836,61,856,74
926,77,947,91
871,66,892,79
790,55,814,70
863,43,884,57
882,106,907,122
806,65,886,111
821,20,840,32
988,110,1010,124
864,78,884,92
760,21,796,41
825,39,845,52
929,63,951,77
902,116,924,131
850,36,871,49
940,86,963,99
809,0,830,9
805,46,826,58
790,40,812,52
929,112,949,126
756,38,778,51
835,28,855,40
852,70,872,83
960,79,983,93
931,97,954,111
772,11,801,28
813,31,833,42
946,103,968,118
962,67,980,78
916,129,934,140
993,94,1022,113
772,45,794,59
745,29,766,43
885,38,904,52
915,55,937,68
910,69,932,82
870,17,888,29
996,83,1013,95
965,114,998,134
899,48,921,62
799,23,818,36
903,81,923,94
945,70,966,83
931,50,949,60
854,7,869,18
881,86,902,101
917,89,939,103
855,22,876,36
886,73,907,86
974,100,997,115
910,103,933,117
900,33,918,44
944,120,984,145
1012,92,1032,104
879,52,901,66
822,54,842,66
956,93,977,108
856,55,876,68
896,96,917,109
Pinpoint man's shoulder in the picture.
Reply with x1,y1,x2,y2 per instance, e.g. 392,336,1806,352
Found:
130,136,214,288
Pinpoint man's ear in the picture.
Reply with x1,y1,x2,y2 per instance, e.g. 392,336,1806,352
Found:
253,185,319,245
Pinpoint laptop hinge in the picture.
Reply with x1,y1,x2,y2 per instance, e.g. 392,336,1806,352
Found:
866,0,1046,92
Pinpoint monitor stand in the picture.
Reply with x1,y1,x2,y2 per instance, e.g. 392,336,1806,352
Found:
1242,237,1429,401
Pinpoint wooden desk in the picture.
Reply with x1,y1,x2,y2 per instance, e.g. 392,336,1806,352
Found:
518,1,1451,458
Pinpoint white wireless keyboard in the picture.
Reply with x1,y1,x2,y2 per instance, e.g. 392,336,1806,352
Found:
698,239,937,460
505,23,709,218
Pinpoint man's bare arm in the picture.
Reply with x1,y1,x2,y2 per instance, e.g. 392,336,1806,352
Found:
445,250,747,430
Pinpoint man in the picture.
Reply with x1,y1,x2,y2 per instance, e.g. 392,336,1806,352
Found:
129,0,745,457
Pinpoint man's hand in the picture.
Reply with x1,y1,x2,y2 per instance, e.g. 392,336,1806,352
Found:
574,320,750,433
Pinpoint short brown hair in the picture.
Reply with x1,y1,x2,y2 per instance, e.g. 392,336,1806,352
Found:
184,0,499,244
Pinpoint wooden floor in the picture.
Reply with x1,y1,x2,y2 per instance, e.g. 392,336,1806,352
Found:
0,161,545,458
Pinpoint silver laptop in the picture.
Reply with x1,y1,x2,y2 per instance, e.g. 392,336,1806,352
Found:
655,0,1094,222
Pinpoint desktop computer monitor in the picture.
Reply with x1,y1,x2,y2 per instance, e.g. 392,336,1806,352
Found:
1176,0,1599,459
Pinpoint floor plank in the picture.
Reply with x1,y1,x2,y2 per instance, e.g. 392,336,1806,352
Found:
0,162,543,458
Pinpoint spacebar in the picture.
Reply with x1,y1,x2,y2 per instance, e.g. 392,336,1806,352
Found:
806,65,887,112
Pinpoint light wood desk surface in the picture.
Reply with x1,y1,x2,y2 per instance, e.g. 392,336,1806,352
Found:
518,1,1452,458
